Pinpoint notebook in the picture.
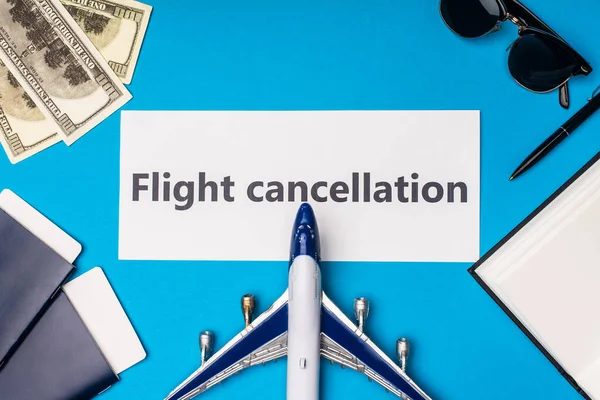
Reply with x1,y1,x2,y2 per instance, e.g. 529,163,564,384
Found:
470,152,600,400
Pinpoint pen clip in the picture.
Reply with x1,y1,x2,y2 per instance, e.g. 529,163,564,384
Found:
589,85,600,101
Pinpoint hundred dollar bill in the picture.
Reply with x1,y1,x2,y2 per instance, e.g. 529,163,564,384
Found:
0,62,60,163
0,0,132,146
61,0,152,84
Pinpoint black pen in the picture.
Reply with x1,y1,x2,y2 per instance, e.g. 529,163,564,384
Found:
510,86,600,180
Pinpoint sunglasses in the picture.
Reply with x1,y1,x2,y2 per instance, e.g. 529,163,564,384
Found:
439,0,593,109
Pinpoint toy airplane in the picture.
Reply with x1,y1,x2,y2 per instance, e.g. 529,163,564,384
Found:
166,203,432,400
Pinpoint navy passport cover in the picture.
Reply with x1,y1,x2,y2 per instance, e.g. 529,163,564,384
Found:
0,208,74,366
0,291,118,399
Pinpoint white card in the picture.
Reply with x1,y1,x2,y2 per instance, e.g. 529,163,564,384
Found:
0,189,81,263
63,267,146,375
119,111,480,262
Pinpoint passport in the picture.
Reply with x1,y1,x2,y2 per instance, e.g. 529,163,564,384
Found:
0,190,145,399
0,291,118,399
0,207,75,367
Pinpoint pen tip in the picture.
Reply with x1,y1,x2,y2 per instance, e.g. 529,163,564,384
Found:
509,175,515,181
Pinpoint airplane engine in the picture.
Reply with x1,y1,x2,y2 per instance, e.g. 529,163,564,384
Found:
199,331,215,366
396,338,409,372
241,294,256,327
353,297,370,332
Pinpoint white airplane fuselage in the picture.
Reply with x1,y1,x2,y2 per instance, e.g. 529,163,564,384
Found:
287,255,322,400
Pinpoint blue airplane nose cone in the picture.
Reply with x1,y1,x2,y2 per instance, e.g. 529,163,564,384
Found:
290,203,321,265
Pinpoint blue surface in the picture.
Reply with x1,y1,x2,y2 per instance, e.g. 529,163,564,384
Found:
1,0,599,399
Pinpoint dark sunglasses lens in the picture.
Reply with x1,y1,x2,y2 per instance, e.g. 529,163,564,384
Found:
508,33,578,92
440,0,502,38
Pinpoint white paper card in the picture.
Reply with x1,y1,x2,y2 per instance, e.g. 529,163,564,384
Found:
63,267,146,375
0,189,81,263
119,111,480,262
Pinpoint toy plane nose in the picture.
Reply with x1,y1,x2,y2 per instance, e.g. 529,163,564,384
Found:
295,203,316,228
289,203,321,265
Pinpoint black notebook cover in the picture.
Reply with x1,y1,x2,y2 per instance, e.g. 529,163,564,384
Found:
469,152,600,400
0,208,75,367
0,291,119,400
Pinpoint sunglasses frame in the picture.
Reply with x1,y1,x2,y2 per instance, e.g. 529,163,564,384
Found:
440,0,593,108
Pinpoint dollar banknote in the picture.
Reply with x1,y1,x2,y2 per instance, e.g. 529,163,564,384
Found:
0,62,60,163
0,0,132,146
61,0,152,84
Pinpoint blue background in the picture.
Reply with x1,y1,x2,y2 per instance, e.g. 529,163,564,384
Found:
1,0,600,399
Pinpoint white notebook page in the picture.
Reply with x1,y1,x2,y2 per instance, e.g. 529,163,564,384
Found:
477,158,600,399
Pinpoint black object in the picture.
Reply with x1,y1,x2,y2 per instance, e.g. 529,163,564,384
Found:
439,0,592,109
0,291,118,400
510,86,600,180
0,208,74,368
469,152,600,400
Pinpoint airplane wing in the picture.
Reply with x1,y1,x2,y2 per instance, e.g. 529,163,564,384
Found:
165,291,289,400
321,292,432,400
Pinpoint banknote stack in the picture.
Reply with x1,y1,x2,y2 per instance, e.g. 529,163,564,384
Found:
0,0,152,164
